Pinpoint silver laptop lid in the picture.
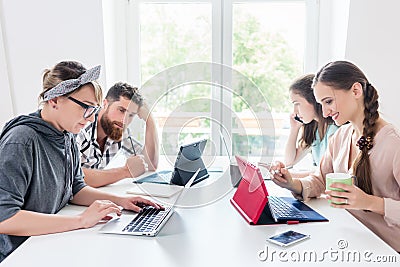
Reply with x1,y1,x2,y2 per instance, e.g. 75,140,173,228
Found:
185,168,200,188
169,168,200,208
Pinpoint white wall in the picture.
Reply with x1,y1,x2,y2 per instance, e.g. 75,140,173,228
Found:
345,0,400,127
0,5,13,127
102,0,129,88
317,0,350,67
0,0,106,127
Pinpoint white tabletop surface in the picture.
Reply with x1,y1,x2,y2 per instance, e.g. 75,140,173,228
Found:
1,156,399,266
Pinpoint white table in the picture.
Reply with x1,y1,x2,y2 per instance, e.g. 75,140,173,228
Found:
1,158,399,266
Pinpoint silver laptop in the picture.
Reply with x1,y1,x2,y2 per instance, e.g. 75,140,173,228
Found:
99,168,200,236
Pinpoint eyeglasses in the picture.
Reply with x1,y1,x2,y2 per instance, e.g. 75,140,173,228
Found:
68,96,101,119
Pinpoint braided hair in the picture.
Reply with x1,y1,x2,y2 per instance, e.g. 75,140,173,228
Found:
313,61,379,194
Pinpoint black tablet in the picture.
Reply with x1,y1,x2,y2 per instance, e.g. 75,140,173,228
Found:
170,139,209,186
133,139,209,186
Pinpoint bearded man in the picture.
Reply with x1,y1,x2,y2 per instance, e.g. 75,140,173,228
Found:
76,82,159,187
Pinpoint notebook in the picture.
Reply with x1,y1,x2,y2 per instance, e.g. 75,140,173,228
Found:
134,139,209,186
230,155,328,225
99,168,200,236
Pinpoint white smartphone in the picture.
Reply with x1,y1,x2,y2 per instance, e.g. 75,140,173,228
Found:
266,230,310,247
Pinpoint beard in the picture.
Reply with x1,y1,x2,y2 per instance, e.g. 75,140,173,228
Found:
100,111,124,141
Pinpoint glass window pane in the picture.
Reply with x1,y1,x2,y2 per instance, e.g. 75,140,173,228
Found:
232,1,306,158
139,3,212,155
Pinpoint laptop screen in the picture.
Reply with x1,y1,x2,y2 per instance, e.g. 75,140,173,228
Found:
235,155,268,195
231,155,269,224
232,155,328,224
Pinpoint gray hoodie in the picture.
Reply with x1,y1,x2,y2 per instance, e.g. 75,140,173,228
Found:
0,111,86,261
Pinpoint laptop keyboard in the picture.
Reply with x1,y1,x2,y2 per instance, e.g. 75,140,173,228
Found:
268,196,306,219
122,206,172,233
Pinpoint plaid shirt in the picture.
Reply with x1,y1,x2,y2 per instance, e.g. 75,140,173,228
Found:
76,122,143,169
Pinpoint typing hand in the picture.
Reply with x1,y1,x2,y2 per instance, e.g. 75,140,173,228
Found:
125,155,148,177
116,196,164,213
78,200,122,228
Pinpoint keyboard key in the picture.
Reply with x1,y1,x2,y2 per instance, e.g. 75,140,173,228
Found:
268,196,306,219
123,206,172,233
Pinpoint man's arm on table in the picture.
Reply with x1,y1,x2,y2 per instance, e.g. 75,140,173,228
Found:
83,155,147,187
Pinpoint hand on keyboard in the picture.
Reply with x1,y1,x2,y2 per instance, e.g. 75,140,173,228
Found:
136,202,164,212
114,195,165,213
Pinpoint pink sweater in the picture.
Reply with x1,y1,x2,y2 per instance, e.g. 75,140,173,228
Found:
295,123,400,251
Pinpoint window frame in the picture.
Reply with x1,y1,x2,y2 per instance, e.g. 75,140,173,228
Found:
108,0,319,155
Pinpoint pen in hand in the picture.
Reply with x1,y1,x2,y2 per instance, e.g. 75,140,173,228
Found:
271,165,293,175
127,128,137,156
258,162,293,176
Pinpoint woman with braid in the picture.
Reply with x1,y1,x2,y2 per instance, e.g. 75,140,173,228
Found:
270,61,400,252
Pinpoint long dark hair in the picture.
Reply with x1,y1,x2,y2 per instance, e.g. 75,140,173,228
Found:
289,74,334,148
313,61,378,194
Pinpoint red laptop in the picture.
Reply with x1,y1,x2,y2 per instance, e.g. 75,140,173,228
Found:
230,155,328,225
